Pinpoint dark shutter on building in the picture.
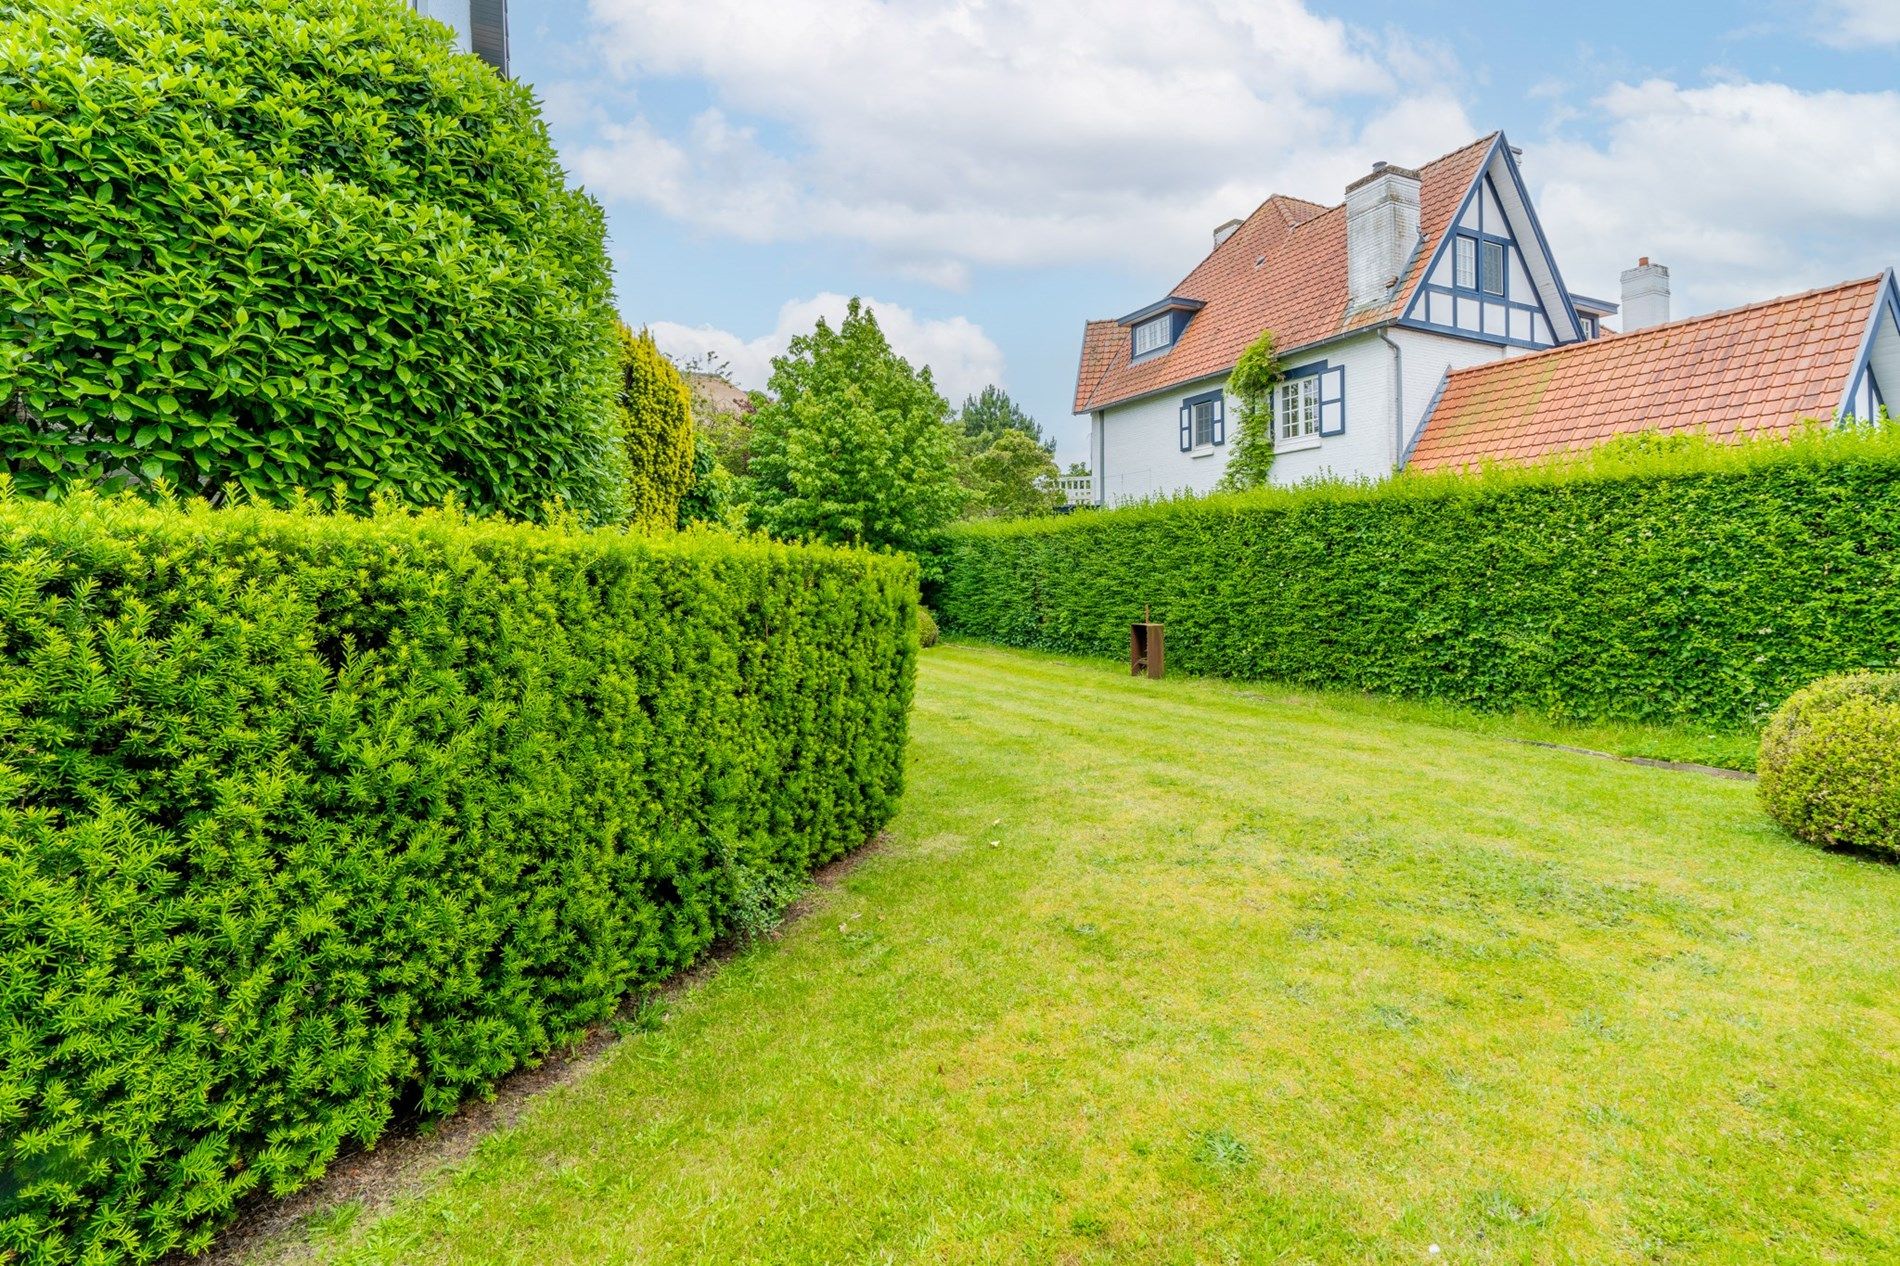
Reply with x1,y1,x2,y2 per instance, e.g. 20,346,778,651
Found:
1179,403,1192,452
1318,366,1345,436
1212,395,1226,445
469,0,508,75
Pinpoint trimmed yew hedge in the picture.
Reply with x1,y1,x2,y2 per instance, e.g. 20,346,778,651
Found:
938,432,1900,728
0,491,917,1263
0,0,629,523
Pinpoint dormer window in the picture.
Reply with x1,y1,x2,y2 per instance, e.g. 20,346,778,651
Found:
1118,296,1204,361
1133,315,1172,357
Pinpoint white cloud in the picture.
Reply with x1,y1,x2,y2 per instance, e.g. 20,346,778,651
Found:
1533,79,1900,315
1813,0,1900,46
645,294,1006,403
572,0,1479,279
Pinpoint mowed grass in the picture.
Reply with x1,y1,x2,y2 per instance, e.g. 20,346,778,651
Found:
289,643,1900,1264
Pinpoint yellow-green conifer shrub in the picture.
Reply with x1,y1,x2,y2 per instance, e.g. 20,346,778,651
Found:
617,326,698,530
0,486,917,1263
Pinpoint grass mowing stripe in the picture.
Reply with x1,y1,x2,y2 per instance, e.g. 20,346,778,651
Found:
258,645,1900,1266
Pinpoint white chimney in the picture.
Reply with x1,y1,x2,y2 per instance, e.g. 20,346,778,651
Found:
1345,161,1421,310
1212,218,1243,249
1620,257,1671,331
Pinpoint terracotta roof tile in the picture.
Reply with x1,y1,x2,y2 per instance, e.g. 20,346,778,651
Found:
1075,134,1500,414
1407,277,1883,472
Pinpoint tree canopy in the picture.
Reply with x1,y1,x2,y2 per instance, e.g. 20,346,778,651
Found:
957,385,1047,448
745,299,964,555
963,429,1063,519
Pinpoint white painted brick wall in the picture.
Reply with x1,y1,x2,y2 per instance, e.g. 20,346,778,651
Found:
1345,168,1421,311
1092,327,1518,502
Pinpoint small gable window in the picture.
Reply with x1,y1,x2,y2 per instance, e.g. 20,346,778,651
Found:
1480,240,1505,296
1454,233,1507,297
1133,315,1173,357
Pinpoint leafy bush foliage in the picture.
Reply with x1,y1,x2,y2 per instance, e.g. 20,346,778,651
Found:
963,429,1063,520
0,0,626,522
1216,330,1283,493
676,442,738,529
746,300,964,558
615,326,696,530
1759,672,1900,857
0,488,917,1263
937,430,1900,728
918,605,940,648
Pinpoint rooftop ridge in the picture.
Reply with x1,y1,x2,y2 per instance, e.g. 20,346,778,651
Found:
1441,273,1887,382
1075,131,1507,414
1185,133,1501,278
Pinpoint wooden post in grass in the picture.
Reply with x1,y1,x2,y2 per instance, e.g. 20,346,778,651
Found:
1130,606,1164,679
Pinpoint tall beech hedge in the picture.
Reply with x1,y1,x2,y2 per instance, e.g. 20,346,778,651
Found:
0,490,917,1263
0,0,628,522
938,432,1900,728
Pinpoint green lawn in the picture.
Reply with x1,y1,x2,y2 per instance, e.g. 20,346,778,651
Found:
283,643,1899,1264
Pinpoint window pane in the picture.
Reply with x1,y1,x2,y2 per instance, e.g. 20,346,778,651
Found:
1136,316,1171,355
1193,401,1214,446
1455,236,1476,289
1481,240,1505,295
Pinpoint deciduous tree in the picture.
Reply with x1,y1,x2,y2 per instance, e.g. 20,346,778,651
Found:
747,300,965,556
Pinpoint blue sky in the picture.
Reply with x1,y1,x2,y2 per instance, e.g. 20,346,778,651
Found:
509,0,1900,464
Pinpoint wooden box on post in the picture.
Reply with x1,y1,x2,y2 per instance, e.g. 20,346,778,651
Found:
1129,621,1164,679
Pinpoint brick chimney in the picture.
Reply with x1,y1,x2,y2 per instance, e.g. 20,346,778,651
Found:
1345,161,1421,310
1620,257,1671,331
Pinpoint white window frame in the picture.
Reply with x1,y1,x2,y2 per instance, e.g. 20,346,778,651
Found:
1133,315,1172,356
1276,376,1320,444
1191,398,1217,448
1454,235,1477,291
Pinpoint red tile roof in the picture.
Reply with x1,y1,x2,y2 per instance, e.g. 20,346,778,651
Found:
1074,134,1499,414
1406,276,1884,472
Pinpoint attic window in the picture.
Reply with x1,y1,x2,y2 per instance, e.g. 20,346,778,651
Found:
1454,233,1507,297
1133,315,1173,357
1480,240,1505,296
1455,236,1477,289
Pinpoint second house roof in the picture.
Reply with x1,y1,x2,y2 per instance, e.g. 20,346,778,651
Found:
1074,133,1499,414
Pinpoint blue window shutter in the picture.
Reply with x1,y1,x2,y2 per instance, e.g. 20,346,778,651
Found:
1179,403,1192,451
1213,395,1226,445
1318,366,1345,436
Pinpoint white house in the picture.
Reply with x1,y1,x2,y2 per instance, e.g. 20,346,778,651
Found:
1073,132,1900,501
410,0,508,74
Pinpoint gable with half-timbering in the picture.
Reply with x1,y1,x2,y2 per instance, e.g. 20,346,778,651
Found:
1401,164,1576,350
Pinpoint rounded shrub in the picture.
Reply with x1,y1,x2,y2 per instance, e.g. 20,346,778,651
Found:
0,0,627,523
1758,672,1900,857
918,604,940,647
